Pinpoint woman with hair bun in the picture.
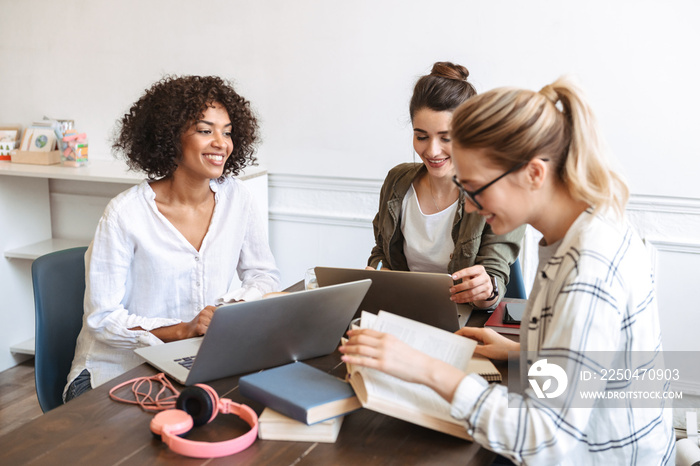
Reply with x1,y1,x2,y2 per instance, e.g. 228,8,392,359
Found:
367,62,525,310
345,76,674,464
64,75,280,402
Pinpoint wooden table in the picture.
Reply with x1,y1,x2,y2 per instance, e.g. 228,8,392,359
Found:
0,348,507,465
0,274,515,466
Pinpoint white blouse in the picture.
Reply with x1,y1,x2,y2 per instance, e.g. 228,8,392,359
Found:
400,184,457,273
66,177,280,393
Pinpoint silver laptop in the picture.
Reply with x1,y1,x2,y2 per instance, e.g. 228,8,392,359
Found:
135,279,371,385
314,267,466,332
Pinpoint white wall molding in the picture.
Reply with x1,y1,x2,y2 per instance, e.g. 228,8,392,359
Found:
672,380,700,397
269,173,383,194
269,173,381,231
628,194,700,215
270,211,374,228
645,239,700,255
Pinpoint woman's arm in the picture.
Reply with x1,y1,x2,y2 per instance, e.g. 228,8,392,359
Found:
130,305,218,342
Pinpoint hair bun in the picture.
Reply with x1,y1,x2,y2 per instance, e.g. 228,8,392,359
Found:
430,62,470,82
539,84,559,104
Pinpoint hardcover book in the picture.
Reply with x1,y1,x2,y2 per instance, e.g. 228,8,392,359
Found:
239,361,361,425
258,408,344,443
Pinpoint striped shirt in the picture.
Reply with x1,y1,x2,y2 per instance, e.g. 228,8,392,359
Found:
450,209,675,465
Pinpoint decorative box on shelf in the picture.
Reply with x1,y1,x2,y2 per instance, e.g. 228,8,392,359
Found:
0,140,18,161
0,124,22,161
10,149,61,165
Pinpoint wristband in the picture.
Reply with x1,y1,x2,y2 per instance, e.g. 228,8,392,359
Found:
486,275,499,301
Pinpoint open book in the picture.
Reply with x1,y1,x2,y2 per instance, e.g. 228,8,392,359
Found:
345,311,501,440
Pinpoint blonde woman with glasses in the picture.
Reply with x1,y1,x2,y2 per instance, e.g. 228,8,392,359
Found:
343,77,674,465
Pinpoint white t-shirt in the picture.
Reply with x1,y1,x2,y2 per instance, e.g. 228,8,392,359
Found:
400,184,457,273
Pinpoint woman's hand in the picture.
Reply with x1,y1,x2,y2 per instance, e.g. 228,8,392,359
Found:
142,305,218,342
455,327,519,361
339,329,467,402
184,305,218,338
340,329,430,384
450,265,494,306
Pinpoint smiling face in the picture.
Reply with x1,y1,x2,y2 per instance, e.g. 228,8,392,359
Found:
178,102,233,180
412,108,454,178
452,144,531,235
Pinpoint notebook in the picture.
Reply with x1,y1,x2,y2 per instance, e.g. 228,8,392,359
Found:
134,279,372,385
314,267,465,332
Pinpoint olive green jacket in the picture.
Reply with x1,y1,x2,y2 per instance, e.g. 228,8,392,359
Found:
367,163,526,307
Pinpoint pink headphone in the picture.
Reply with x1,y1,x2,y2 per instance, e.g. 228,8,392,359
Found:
150,384,258,458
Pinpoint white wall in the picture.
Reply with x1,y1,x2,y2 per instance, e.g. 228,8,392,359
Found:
1,1,698,196
1,0,699,424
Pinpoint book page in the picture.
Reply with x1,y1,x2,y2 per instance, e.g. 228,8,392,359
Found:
373,311,476,371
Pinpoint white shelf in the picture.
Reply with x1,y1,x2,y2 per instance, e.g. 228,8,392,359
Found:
0,159,267,183
4,238,89,260
10,338,35,356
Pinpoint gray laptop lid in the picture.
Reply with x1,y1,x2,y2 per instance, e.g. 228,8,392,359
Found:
135,279,371,385
314,267,461,332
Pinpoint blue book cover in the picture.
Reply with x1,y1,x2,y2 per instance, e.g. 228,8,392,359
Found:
239,361,361,425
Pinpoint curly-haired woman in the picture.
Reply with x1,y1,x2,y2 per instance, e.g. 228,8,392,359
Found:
64,75,280,402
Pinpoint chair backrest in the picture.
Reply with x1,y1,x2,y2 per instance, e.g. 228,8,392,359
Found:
32,246,88,412
504,257,527,300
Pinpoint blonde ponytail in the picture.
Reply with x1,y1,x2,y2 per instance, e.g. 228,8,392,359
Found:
542,78,629,217
451,76,629,217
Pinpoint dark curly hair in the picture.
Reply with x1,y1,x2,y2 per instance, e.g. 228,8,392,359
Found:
113,75,259,179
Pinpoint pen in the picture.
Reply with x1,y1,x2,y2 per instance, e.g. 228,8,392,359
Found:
377,261,383,270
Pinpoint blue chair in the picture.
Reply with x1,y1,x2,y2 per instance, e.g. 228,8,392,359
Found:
32,246,88,412
504,257,527,299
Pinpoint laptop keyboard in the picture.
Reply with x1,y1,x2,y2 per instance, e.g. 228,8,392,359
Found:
174,355,196,370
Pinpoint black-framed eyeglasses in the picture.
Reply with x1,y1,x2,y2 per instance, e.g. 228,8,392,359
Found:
452,161,528,210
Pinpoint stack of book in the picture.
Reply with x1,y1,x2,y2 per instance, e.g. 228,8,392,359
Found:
239,361,361,443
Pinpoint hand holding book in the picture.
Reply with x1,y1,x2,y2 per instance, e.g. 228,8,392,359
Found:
341,313,473,403
339,311,503,439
